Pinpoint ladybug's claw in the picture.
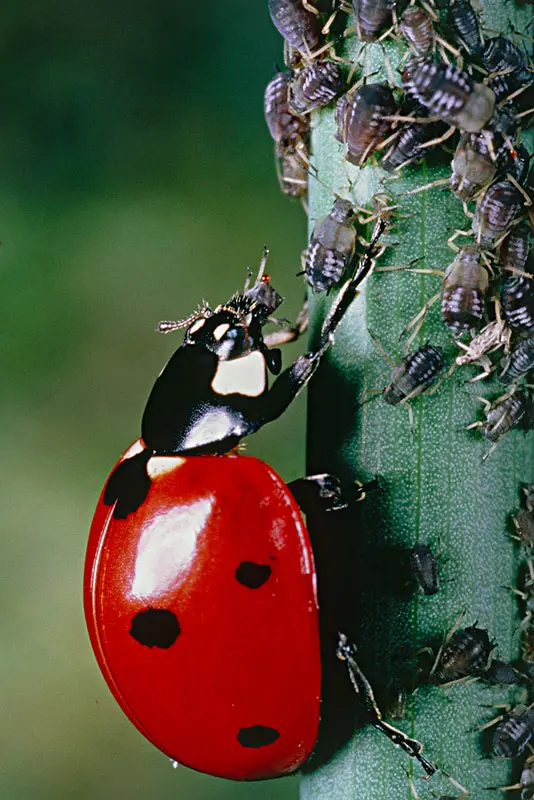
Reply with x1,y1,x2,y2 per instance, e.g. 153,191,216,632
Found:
337,633,437,777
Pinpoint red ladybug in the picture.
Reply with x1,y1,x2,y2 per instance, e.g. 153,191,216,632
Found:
84,229,433,780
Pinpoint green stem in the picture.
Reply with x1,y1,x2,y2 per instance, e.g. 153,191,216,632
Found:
301,3,533,799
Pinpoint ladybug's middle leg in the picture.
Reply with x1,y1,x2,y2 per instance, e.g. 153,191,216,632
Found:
288,475,379,514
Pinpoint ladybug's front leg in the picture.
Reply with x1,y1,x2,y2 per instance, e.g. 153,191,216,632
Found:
258,219,385,427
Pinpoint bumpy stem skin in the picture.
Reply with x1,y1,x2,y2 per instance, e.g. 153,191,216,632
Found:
301,3,534,799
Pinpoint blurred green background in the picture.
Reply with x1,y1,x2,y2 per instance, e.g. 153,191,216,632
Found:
2,2,307,797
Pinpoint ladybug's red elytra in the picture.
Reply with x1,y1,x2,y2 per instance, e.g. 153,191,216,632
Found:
84,227,435,780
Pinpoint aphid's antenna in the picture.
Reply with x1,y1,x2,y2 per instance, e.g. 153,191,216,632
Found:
257,245,270,282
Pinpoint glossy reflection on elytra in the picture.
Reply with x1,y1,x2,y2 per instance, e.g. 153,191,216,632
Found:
131,497,214,597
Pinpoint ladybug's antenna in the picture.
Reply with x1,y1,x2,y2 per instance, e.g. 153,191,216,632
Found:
157,301,212,333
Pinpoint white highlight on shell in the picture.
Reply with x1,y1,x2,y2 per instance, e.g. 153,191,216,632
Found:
181,408,237,450
131,497,214,597
211,350,266,397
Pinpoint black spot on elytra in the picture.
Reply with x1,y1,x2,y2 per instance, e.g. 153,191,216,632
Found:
235,562,272,589
129,608,180,648
237,726,280,748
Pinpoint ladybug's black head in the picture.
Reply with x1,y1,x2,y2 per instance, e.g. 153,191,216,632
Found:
178,263,284,362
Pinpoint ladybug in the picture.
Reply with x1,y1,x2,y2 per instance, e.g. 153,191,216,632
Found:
84,226,433,780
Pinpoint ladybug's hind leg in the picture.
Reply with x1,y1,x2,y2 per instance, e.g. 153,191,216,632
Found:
337,633,437,776
103,449,151,519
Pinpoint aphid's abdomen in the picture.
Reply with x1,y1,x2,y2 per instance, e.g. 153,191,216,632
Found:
501,339,534,383
473,181,523,247
502,276,534,336
352,0,393,42
383,345,445,405
290,62,343,114
337,83,396,166
267,0,320,52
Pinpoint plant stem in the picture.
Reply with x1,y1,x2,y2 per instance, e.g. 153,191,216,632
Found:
301,3,534,798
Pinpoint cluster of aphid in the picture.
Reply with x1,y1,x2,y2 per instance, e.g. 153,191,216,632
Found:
264,0,534,794
265,0,534,451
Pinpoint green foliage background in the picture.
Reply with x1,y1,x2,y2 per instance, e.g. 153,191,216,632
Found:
1,2,303,798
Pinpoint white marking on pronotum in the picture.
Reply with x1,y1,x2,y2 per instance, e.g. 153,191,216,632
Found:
211,350,267,397
131,497,214,597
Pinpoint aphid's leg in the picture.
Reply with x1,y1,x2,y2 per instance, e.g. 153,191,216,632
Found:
301,0,320,15
259,222,385,424
399,292,441,350
400,178,450,196
263,300,309,347
337,634,437,776
447,229,472,251
507,173,533,207
418,125,456,150
367,328,395,367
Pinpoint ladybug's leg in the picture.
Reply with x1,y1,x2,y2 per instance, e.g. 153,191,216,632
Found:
103,448,152,519
287,474,347,513
288,475,379,514
258,219,386,425
337,633,437,776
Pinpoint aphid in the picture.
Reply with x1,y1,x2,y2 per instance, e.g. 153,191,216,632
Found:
352,0,393,42
441,246,489,333
521,756,534,800
500,144,532,187
400,6,435,57
447,0,482,56
502,274,534,336
402,58,495,133
450,134,497,202
477,390,531,443
409,543,439,596
433,624,493,683
336,83,396,167
290,61,344,114
493,706,534,758
264,71,308,149
383,345,445,405
304,198,358,292
456,317,511,379
277,149,309,198
525,484,534,514
382,104,447,172
500,338,534,383
514,508,534,549
483,36,531,87
497,222,530,276
267,0,320,53
472,180,524,247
